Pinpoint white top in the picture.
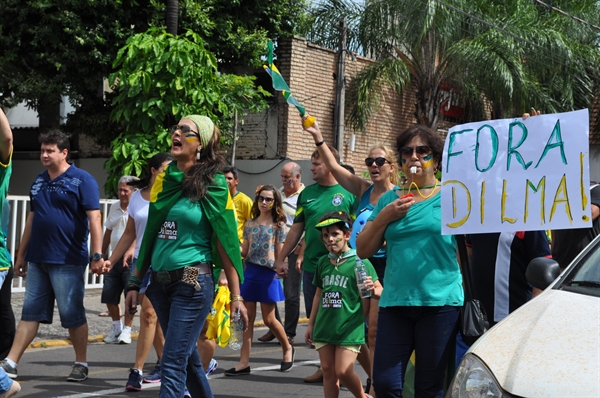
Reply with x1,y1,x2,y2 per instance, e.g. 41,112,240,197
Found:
104,201,128,252
126,190,149,258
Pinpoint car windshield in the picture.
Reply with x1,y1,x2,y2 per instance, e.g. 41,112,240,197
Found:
564,242,600,289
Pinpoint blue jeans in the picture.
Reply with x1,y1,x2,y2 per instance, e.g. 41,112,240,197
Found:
21,263,87,328
147,274,214,398
283,253,301,337
0,367,14,394
302,270,317,318
373,306,460,398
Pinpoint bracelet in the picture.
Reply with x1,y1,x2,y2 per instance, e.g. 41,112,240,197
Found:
231,295,244,302
315,140,325,147
127,285,140,292
128,275,142,289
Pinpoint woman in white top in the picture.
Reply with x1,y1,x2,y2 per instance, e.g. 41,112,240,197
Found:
102,152,173,391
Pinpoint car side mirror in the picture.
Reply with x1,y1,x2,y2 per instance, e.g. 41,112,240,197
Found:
526,257,561,290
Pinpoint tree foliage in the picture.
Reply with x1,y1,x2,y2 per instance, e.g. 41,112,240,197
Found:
104,29,269,196
300,0,600,131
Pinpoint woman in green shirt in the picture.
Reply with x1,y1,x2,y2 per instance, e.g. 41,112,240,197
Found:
125,115,247,398
357,125,463,398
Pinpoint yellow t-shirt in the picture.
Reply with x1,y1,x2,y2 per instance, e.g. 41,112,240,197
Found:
233,191,253,243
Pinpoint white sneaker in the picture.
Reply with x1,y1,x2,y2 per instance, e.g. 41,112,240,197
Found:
104,328,121,343
118,328,132,344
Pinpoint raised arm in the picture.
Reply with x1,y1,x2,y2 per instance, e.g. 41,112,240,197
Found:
0,108,13,164
302,115,370,198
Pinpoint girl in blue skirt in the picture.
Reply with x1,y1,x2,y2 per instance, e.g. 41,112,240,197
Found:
225,184,295,376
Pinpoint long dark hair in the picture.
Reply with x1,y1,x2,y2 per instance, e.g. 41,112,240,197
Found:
129,152,174,189
182,124,226,202
251,184,286,227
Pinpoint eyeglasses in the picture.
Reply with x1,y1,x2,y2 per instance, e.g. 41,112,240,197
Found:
258,196,274,203
399,145,432,157
365,157,390,167
170,125,199,137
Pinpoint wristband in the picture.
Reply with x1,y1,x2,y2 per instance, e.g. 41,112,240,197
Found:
128,275,142,289
231,295,244,302
315,140,325,147
127,285,140,292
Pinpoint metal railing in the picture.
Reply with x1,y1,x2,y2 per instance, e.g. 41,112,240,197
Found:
8,195,116,293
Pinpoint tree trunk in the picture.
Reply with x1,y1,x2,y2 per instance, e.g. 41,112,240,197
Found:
166,0,178,36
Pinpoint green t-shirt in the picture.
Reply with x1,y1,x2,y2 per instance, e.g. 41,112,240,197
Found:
369,189,463,307
0,156,11,271
151,196,213,272
312,253,377,345
294,183,356,273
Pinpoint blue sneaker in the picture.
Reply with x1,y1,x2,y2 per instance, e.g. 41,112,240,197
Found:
143,361,161,383
206,358,218,376
125,368,143,391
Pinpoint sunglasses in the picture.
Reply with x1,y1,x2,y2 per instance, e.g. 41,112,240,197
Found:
258,196,274,203
400,145,432,157
365,157,390,167
170,125,199,137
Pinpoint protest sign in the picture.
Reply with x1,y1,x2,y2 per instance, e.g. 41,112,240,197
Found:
441,109,591,235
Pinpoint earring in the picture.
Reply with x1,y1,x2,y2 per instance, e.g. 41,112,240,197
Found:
196,150,201,161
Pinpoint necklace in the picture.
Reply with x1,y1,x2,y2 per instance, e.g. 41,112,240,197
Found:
403,181,439,199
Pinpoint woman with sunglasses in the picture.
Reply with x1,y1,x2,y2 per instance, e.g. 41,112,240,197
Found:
125,116,248,397
356,125,463,398
226,184,294,376
302,115,398,395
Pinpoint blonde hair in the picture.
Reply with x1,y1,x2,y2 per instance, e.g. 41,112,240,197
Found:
369,143,399,186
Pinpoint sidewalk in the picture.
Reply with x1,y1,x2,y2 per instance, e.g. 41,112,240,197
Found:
10,288,307,349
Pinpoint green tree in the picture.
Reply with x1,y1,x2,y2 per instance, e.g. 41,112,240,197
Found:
302,0,600,131
105,28,269,196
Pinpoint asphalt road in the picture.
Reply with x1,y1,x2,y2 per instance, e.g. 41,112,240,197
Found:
12,323,370,398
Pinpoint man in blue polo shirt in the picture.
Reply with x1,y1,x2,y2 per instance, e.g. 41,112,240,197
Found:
0,130,103,383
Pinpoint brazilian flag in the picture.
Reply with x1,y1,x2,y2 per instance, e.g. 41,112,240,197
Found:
136,162,243,283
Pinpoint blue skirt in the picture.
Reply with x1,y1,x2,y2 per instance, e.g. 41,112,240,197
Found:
240,262,285,303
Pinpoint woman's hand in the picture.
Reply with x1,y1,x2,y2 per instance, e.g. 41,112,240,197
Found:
125,289,139,316
382,196,415,221
305,324,314,346
232,300,249,332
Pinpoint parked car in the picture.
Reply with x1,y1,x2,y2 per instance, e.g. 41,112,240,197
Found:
447,234,600,397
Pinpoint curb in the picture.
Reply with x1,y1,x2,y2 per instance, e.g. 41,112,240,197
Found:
28,318,310,349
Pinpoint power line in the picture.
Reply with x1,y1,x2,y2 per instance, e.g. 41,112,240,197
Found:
533,0,600,31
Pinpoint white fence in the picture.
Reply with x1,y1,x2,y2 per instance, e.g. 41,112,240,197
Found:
8,195,116,293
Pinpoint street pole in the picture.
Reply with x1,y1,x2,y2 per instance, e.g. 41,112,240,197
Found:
334,17,347,163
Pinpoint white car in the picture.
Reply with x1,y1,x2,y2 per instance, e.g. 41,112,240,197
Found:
447,235,600,397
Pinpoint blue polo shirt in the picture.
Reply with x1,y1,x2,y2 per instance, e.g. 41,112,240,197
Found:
27,164,100,265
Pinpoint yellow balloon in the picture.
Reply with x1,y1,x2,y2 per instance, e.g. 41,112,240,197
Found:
303,115,316,128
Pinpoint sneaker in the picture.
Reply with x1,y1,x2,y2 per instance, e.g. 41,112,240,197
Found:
125,368,143,391
0,380,20,398
104,328,121,343
143,362,161,383
206,358,218,376
66,364,88,382
118,328,132,344
0,360,17,379
184,389,191,397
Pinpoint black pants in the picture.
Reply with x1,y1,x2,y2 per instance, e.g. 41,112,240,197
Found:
0,267,15,358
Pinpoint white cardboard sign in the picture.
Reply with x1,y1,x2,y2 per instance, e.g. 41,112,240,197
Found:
441,109,591,235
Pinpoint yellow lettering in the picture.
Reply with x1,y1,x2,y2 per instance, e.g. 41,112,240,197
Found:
444,180,471,228
501,180,517,224
580,153,590,222
524,177,546,224
550,174,573,223
480,180,486,225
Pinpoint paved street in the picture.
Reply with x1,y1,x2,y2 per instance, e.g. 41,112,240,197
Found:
8,288,369,397
13,323,369,397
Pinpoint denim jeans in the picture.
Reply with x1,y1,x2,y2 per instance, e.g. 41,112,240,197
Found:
302,270,317,318
373,306,460,398
21,263,87,328
0,368,13,394
146,274,214,398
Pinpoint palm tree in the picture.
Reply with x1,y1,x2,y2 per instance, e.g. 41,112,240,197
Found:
304,0,600,131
